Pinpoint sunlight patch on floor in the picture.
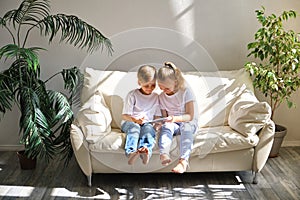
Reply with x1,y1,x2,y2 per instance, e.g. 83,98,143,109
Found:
50,187,79,197
51,187,110,199
208,184,245,189
0,185,110,199
0,185,34,197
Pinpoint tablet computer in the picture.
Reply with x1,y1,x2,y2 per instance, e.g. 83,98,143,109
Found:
147,117,169,123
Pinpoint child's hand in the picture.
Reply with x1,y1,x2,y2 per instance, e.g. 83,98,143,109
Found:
132,117,145,125
165,116,173,122
154,123,162,131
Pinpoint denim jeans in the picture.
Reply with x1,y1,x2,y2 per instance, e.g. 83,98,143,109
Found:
121,121,156,157
159,121,197,160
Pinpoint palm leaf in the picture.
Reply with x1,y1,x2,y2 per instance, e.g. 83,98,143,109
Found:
4,0,50,28
0,57,35,115
18,86,54,161
0,10,17,28
0,44,44,72
0,16,5,26
61,67,82,92
61,66,83,107
38,14,113,53
47,90,73,126
54,118,73,167
0,74,14,114
46,90,74,165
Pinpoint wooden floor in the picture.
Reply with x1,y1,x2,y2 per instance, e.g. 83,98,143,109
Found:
0,146,299,199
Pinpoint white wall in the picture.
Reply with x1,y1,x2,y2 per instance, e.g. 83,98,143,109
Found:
0,0,300,149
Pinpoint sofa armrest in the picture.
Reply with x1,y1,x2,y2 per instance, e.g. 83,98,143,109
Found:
252,120,275,172
228,89,272,137
70,124,92,176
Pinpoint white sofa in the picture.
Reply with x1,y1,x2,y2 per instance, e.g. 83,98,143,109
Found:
70,67,275,186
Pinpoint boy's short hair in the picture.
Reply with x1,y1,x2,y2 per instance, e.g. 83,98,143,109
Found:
137,65,157,83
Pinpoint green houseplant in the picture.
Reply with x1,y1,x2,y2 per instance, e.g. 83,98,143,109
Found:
245,7,300,157
0,0,113,167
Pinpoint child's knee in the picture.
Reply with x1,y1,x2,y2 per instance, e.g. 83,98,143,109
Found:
181,122,196,133
161,122,174,131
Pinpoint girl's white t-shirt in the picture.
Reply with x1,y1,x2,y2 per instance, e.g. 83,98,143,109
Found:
159,87,198,123
122,89,161,124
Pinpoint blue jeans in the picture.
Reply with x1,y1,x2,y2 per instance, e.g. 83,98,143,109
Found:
159,122,197,161
121,121,156,157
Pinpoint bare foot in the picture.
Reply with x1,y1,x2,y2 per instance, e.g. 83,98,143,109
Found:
138,147,149,164
172,159,188,173
160,154,172,166
128,151,139,165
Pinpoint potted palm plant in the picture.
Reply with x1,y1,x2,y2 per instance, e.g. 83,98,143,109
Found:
0,0,113,168
245,7,300,157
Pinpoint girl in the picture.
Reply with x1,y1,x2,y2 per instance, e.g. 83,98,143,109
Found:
121,65,161,165
157,62,198,173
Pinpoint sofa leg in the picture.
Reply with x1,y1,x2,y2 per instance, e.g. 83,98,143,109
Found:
87,175,92,187
252,172,258,184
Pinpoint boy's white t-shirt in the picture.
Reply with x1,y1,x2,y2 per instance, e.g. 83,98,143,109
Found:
122,89,161,125
159,87,198,123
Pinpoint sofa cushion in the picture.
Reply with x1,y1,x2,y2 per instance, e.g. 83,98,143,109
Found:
88,129,125,151
228,90,272,137
191,126,259,157
76,90,112,143
183,69,254,128
81,67,139,129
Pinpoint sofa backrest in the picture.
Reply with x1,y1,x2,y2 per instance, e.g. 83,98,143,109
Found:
80,67,254,129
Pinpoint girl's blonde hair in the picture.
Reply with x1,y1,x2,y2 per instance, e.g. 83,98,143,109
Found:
137,65,157,83
157,62,185,91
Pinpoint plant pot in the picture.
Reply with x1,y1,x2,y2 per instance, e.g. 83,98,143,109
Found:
269,124,287,158
17,150,37,170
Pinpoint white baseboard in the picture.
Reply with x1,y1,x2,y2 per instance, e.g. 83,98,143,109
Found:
282,141,300,147
0,145,23,151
